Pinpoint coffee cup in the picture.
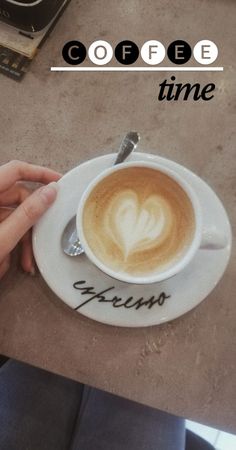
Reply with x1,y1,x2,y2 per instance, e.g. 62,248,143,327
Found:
76,161,227,284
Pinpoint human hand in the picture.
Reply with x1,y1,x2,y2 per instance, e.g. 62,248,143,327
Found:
0,160,61,279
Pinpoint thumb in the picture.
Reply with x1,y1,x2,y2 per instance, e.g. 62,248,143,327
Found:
0,182,58,259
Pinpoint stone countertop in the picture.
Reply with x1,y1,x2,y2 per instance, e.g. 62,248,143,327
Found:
0,0,235,433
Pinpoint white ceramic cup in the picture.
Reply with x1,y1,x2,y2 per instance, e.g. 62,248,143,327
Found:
76,161,227,284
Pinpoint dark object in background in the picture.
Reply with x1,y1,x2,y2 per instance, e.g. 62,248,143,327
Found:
0,45,30,80
185,430,215,450
0,0,66,32
0,358,216,449
0,354,8,367
0,358,218,450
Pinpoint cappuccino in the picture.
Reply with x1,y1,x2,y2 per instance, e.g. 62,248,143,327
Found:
82,167,195,277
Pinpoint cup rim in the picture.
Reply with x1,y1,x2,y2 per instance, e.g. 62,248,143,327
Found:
76,161,202,284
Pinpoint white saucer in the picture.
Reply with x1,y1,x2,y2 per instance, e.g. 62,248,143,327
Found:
33,153,232,328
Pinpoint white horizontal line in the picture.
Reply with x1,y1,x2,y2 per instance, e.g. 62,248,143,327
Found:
51,66,224,72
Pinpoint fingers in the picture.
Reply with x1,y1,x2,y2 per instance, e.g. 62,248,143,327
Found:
21,230,34,274
0,207,13,222
0,161,61,193
0,182,58,260
0,209,34,274
0,164,60,275
0,183,31,207
0,255,10,280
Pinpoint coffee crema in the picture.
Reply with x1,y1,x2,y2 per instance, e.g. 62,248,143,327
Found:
82,167,195,276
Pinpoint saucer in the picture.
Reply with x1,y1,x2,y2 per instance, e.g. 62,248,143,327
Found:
33,153,232,327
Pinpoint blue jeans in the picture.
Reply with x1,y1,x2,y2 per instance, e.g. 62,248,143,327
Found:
0,360,185,450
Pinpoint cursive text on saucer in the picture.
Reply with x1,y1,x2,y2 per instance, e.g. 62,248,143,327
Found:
73,280,171,311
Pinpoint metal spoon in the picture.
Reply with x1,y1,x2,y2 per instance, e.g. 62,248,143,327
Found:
61,131,140,256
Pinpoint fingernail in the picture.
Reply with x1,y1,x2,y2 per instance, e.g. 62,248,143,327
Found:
40,182,58,204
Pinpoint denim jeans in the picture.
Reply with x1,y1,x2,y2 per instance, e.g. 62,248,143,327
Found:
0,360,185,450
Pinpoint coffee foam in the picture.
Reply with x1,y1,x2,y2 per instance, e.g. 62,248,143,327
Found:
82,167,196,276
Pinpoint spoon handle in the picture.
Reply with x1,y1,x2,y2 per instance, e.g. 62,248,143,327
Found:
114,131,140,165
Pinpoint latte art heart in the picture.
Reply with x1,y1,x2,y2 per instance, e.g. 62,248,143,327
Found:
82,167,195,276
105,191,170,258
